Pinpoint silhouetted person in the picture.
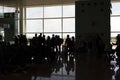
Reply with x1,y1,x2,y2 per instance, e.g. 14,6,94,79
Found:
42,35,46,46
31,33,38,47
115,34,120,63
14,35,19,46
71,36,75,52
51,34,55,52
46,36,51,48
65,35,72,52
19,34,28,46
116,34,120,45
57,36,63,52
38,33,43,47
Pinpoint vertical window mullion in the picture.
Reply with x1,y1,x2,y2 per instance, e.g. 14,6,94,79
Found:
24,7,26,35
43,3,44,34
61,4,63,38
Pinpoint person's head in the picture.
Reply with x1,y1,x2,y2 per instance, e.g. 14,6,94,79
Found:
43,35,45,38
40,33,42,36
67,35,69,38
35,33,37,37
52,34,54,37
72,36,74,39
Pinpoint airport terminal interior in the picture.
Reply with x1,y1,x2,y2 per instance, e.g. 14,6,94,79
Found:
0,0,120,80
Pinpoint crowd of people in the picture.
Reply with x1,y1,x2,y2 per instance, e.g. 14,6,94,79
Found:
0,33,110,68
13,33,76,53
0,33,76,74
1,32,120,74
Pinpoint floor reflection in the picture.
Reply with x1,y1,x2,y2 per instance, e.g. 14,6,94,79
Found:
0,52,76,80
0,50,120,80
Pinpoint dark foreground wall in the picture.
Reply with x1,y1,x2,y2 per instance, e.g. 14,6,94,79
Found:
75,0,111,47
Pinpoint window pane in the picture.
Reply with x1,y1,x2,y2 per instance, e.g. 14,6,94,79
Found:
26,20,43,32
63,5,75,17
44,6,62,18
111,17,120,31
4,7,15,13
26,33,36,39
44,33,62,38
26,7,43,18
63,33,75,39
111,2,120,15
63,18,75,32
111,33,120,38
44,19,61,32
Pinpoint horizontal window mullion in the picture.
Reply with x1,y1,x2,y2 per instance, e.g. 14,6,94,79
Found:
25,32,75,34
111,15,120,17
111,31,120,32
26,17,75,20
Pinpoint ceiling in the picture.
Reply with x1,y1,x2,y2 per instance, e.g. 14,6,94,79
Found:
0,0,120,7
0,0,76,7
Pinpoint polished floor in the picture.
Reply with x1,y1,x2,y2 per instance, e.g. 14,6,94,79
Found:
0,50,120,80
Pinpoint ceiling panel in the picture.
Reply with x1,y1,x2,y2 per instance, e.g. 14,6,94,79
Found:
0,0,120,7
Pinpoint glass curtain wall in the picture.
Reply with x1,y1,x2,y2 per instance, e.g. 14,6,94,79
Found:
25,1,120,39
111,2,120,38
25,4,75,39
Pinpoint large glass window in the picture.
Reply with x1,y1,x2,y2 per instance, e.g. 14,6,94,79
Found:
63,33,75,38
25,4,75,39
111,2,120,38
24,2,120,42
111,2,120,15
111,17,120,31
111,33,120,38
26,20,43,32
44,19,61,32
4,7,15,13
44,6,62,18
44,33,62,38
26,34,36,39
63,18,75,32
63,5,75,17
26,7,43,18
